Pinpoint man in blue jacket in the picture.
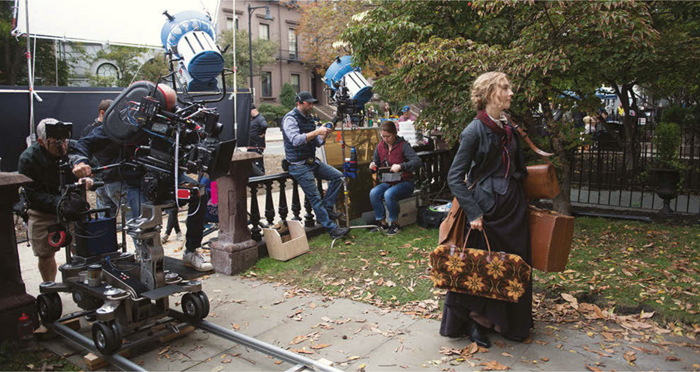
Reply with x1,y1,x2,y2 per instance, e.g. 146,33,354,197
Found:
281,91,349,239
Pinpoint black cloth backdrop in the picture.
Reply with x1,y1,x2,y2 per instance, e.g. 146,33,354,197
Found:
0,86,251,172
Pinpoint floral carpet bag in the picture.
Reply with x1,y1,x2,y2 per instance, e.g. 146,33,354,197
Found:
429,229,532,303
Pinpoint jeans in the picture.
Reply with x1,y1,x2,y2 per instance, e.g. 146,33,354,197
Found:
126,186,148,221
288,161,343,232
95,181,127,218
370,181,414,224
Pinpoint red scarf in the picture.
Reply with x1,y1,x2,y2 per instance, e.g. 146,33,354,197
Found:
476,110,512,177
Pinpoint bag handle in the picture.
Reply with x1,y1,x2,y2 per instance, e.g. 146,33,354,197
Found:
507,116,554,166
461,228,492,256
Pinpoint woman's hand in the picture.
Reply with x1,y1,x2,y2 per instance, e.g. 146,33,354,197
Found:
390,164,402,173
470,217,484,231
369,162,377,171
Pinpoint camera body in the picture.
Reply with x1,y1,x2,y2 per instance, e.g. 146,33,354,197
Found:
45,120,73,140
102,81,235,204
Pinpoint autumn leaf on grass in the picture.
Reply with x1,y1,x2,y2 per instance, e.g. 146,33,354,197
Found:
561,293,579,309
585,364,604,372
310,343,331,350
480,360,510,370
623,350,637,364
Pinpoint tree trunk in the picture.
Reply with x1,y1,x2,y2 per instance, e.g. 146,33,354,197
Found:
542,109,572,216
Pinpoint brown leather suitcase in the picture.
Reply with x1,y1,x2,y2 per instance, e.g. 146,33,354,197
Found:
528,206,574,272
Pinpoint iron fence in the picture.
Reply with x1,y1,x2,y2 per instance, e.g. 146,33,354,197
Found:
569,117,700,214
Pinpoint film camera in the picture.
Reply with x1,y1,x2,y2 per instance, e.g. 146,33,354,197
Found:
102,81,235,204
44,120,73,140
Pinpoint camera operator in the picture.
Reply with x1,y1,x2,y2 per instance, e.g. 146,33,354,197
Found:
17,118,92,282
70,83,213,272
282,91,349,239
80,99,127,219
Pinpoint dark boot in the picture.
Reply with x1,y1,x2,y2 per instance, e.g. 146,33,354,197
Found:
468,320,491,348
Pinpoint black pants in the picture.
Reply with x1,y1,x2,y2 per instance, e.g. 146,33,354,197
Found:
164,208,180,235
248,149,265,175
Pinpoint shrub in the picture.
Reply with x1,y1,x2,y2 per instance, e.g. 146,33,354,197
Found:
280,83,297,110
661,106,693,127
652,121,682,169
258,103,290,127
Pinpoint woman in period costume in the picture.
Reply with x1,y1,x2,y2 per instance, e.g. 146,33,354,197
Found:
440,71,532,347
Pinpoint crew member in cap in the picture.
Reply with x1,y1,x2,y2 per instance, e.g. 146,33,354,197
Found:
398,105,417,124
281,91,349,239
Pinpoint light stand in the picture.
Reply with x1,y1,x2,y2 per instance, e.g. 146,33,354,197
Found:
247,2,273,104
327,81,374,249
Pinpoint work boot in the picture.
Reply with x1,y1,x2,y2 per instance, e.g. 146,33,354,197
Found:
329,227,350,239
183,251,213,272
327,210,343,220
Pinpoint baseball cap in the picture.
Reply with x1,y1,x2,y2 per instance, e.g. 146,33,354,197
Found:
296,91,318,103
251,104,256,109
402,105,410,112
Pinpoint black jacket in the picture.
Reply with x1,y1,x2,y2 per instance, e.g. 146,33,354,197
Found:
17,141,78,215
70,125,141,187
248,114,268,149
447,118,528,223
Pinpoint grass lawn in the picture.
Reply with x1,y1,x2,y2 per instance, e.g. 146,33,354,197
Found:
247,217,700,329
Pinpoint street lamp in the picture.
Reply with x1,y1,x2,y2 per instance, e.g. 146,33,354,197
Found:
248,1,273,104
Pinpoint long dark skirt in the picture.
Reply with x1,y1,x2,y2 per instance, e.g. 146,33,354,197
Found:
439,177,532,339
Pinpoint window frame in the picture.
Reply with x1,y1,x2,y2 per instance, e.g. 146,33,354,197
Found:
261,71,273,97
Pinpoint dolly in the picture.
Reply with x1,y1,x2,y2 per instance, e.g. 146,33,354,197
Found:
36,179,341,372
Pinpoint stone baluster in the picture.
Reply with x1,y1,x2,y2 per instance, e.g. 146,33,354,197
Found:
264,181,275,226
278,178,288,221
291,179,301,221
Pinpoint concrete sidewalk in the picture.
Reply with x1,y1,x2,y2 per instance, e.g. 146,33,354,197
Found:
17,237,700,371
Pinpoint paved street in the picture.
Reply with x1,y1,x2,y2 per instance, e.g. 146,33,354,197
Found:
17,233,700,371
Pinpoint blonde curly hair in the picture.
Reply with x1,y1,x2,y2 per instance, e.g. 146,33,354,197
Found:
470,72,508,111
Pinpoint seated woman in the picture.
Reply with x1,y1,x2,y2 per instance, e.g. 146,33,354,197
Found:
368,121,422,236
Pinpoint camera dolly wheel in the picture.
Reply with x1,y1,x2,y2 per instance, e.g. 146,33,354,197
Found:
196,291,210,319
181,292,208,321
92,320,123,355
37,293,62,324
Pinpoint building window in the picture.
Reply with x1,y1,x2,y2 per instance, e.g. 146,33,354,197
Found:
291,74,300,92
289,29,297,60
96,63,118,78
262,71,272,97
226,17,234,30
259,24,269,40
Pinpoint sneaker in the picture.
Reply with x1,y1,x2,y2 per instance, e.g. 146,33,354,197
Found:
161,233,170,243
369,222,388,233
329,227,350,239
183,251,213,272
175,231,183,240
385,224,400,236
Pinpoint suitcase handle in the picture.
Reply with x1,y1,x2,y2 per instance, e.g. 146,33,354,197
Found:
461,228,493,257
